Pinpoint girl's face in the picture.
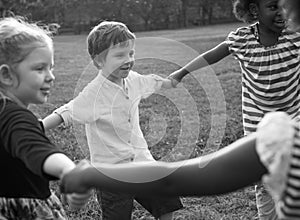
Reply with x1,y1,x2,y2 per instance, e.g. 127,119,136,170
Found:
257,0,286,33
100,40,135,84
10,45,54,107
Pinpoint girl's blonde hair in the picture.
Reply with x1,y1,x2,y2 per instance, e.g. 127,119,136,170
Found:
0,17,53,67
0,17,53,99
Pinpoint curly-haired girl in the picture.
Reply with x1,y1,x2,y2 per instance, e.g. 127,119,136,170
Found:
169,0,300,219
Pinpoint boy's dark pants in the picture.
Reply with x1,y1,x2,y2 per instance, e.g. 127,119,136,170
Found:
97,190,183,220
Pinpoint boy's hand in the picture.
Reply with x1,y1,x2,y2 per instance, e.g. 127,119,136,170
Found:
60,160,92,194
64,191,93,210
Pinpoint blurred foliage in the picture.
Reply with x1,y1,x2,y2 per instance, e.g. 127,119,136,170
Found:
0,0,236,32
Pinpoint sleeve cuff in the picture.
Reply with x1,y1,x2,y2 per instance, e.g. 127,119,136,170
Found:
54,107,72,126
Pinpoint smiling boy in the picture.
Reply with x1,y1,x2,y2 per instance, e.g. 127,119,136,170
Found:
43,21,182,220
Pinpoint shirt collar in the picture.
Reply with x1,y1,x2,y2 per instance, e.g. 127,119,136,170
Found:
98,70,128,91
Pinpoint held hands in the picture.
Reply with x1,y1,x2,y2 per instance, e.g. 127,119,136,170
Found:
60,160,93,209
62,191,93,210
168,68,189,83
168,77,180,88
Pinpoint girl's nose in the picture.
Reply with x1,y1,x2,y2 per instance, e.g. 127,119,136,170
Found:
276,7,284,16
46,70,55,82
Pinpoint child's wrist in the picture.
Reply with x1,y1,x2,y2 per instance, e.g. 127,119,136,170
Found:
170,78,180,88
171,69,189,82
60,164,76,179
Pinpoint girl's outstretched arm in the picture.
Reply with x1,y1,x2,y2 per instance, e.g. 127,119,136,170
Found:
169,41,230,82
61,133,266,196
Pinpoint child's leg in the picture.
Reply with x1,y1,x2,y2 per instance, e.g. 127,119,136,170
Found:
255,183,278,220
96,190,134,220
135,196,183,220
158,212,173,220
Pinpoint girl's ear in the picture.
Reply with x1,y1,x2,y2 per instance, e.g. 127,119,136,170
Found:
0,64,14,86
249,3,259,18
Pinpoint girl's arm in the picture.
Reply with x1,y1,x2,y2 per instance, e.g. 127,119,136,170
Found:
43,153,92,209
61,134,267,196
170,41,230,82
43,153,76,179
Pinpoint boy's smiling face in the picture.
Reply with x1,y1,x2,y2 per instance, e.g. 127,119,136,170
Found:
100,40,135,85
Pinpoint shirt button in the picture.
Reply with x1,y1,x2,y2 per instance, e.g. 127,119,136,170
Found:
126,96,129,99
128,118,131,122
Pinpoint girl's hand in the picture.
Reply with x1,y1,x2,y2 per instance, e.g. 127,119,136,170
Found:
168,69,189,83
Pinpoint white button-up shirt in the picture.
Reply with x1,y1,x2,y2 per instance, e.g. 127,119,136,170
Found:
55,70,164,164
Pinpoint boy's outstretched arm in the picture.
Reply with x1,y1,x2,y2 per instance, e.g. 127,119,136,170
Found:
61,134,266,197
170,41,230,82
43,113,64,131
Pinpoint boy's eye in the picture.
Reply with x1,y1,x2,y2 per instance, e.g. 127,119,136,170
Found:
115,54,124,57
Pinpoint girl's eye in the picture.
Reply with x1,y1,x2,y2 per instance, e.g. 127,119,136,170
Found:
36,67,44,71
35,64,53,72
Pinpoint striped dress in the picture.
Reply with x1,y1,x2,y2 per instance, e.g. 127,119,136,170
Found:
226,23,300,135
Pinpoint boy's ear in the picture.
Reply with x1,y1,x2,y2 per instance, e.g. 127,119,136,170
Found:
0,64,14,86
249,3,259,18
93,60,102,69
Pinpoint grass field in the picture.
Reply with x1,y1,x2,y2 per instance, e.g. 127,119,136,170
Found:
31,22,259,219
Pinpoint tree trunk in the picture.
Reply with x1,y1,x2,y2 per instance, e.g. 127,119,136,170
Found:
180,0,188,27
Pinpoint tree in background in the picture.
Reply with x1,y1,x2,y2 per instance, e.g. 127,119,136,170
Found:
0,0,236,32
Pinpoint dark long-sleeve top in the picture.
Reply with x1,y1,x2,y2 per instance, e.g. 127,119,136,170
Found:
0,99,64,199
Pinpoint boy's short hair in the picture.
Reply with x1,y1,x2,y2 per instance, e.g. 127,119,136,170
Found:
87,21,136,60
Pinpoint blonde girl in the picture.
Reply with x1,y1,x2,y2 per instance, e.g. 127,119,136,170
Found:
0,17,90,219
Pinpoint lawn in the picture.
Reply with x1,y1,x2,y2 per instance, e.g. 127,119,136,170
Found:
31,22,259,219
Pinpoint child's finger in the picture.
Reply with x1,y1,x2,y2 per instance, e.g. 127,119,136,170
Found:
76,159,91,170
60,193,68,206
66,191,93,210
170,78,180,87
